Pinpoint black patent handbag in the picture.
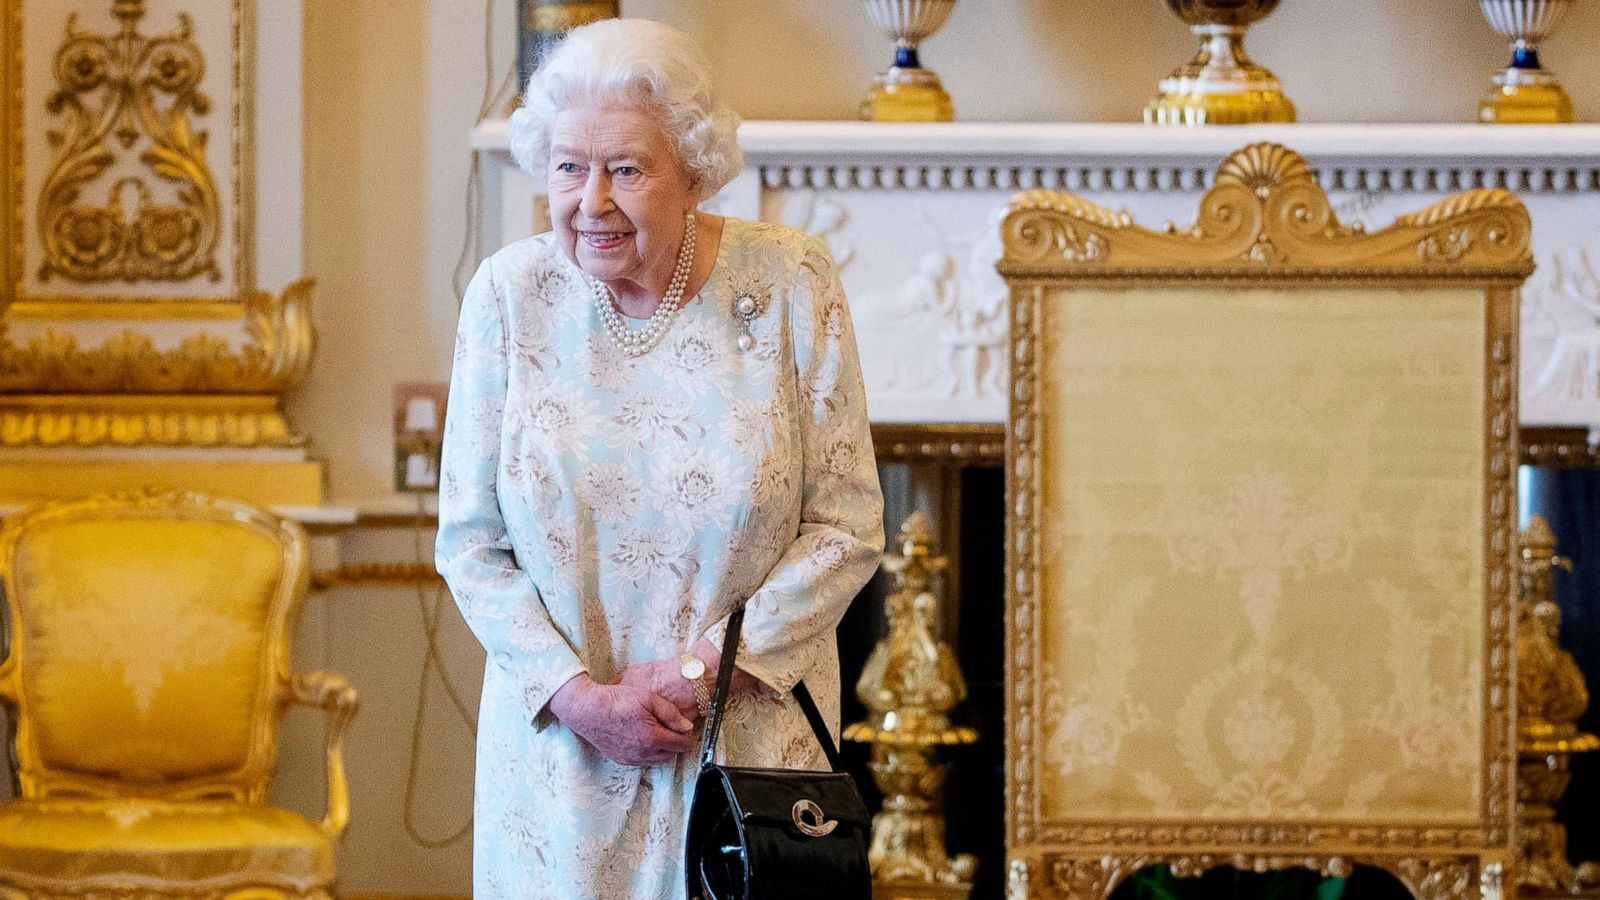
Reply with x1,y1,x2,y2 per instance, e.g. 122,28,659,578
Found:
684,607,873,900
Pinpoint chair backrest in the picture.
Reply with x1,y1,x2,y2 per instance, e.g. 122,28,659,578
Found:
0,490,307,801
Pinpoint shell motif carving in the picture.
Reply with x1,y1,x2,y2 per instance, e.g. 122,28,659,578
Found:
1214,142,1314,198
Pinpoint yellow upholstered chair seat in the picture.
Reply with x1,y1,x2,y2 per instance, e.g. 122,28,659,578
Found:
0,490,357,899
0,799,333,894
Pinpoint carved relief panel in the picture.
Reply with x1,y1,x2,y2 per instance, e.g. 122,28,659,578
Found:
730,126,1600,430
6,0,254,317
479,122,1600,428
0,0,315,483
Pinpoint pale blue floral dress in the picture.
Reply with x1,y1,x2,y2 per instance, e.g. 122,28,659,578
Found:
436,217,885,899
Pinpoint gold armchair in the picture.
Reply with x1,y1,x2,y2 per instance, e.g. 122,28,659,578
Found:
0,490,358,899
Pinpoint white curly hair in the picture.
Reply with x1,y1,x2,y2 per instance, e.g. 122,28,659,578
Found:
508,18,743,203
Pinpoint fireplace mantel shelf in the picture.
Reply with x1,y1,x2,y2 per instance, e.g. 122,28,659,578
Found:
475,119,1600,157
475,120,1600,182
473,120,1600,429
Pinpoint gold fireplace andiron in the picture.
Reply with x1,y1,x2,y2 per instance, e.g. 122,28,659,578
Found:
1517,516,1600,897
845,511,980,900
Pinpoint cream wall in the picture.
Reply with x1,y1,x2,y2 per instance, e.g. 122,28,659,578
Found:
291,1,1600,895
294,1,495,894
299,0,1600,504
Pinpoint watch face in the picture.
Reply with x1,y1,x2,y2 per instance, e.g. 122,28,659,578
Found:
681,657,706,680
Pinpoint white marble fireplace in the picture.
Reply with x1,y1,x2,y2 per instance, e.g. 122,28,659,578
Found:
473,121,1600,431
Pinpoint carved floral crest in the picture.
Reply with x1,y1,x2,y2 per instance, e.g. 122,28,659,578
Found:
38,0,222,284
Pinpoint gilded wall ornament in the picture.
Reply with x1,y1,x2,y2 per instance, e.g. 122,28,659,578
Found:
4,0,255,318
38,0,220,285
0,279,311,396
0,278,313,448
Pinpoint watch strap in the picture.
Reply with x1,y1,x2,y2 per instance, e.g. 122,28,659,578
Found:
691,672,712,717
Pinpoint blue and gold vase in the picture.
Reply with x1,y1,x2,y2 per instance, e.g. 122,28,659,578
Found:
861,0,957,122
1478,0,1577,124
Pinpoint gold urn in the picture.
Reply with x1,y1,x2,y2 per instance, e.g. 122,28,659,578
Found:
1145,0,1296,125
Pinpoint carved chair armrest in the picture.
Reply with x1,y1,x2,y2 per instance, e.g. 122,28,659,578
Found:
0,652,15,707
0,598,12,703
288,670,359,839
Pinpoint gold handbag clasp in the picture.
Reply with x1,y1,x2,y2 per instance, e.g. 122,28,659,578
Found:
791,799,838,837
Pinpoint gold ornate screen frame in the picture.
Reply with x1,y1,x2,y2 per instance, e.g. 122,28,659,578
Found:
998,144,1531,899
2,0,255,319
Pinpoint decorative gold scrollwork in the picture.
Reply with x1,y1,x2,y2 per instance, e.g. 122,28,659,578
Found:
1000,143,1533,278
38,0,220,285
1045,856,1150,898
1388,858,1479,900
0,278,313,395
791,799,838,838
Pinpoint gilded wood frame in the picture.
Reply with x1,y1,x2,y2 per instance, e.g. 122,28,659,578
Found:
0,490,303,802
0,490,356,840
2,0,255,319
997,144,1531,899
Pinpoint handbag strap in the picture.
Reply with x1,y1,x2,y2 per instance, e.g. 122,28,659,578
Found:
700,607,843,772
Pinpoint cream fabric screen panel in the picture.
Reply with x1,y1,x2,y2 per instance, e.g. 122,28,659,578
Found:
1037,285,1486,824
999,143,1529,897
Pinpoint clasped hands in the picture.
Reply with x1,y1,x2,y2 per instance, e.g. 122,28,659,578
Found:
549,638,759,767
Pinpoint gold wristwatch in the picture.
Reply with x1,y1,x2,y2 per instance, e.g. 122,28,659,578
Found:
680,653,711,717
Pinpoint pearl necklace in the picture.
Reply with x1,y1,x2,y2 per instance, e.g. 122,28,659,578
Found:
588,212,696,358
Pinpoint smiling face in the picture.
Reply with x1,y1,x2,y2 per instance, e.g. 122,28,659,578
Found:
546,104,699,304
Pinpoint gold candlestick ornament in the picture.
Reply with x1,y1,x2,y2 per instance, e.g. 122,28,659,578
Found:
1516,517,1600,897
861,0,957,122
1145,0,1296,125
1478,0,1577,124
844,512,979,899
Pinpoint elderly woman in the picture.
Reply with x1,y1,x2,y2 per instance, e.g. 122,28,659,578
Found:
436,17,884,899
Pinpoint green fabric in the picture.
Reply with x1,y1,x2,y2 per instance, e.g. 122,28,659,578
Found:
1123,866,1347,900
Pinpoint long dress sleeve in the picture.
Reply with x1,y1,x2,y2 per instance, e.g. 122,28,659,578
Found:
714,236,886,694
436,258,587,726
